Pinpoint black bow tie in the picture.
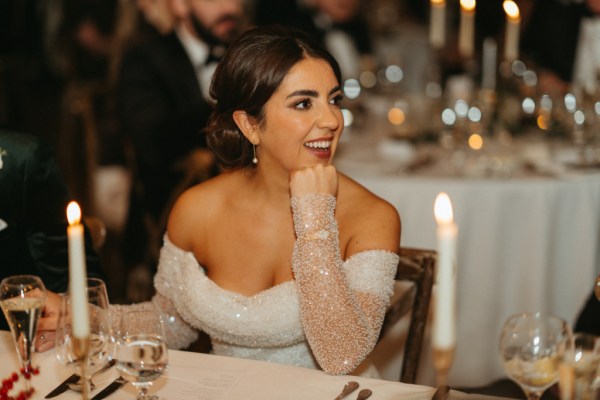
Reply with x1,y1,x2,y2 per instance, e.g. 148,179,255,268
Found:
204,45,226,66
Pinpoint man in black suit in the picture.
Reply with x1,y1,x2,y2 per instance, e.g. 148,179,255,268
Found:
0,130,104,331
117,0,244,269
254,0,372,79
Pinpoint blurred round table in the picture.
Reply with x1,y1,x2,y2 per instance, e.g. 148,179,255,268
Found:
335,133,600,387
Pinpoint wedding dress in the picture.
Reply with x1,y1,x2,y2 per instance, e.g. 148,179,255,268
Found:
111,194,399,375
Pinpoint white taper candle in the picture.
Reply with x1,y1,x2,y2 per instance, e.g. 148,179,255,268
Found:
433,193,457,349
67,201,90,338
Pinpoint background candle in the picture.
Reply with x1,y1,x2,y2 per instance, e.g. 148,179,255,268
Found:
503,0,520,62
430,0,446,50
67,201,90,338
459,0,476,59
432,193,457,349
481,38,498,90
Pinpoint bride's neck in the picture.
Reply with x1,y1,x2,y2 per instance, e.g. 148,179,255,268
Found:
242,164,292,204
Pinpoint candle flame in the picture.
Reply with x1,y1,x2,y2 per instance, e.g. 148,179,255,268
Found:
431,0,445,5
460,0,476,11
503,0,519,19
67,201,81,225
434,193,454,224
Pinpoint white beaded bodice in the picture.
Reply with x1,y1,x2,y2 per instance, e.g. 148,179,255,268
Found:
147,235,399,371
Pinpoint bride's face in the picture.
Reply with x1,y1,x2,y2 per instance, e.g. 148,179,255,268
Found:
255,57,344,171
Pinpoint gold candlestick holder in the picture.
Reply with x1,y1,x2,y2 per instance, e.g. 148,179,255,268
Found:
432,345,455,387
72,336,91,400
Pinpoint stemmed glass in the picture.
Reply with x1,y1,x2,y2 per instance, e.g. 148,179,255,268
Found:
115,308,168,400
499,312,573,400
55,278,112,396
0,275,47,390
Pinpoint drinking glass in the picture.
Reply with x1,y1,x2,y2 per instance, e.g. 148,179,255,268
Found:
115,308,168,400
0,275,47,390
499,312,573,400
55,278,112,395
559,332,600,400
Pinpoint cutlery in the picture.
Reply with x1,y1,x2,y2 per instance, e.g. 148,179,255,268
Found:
67,359,117,392
356,388,372,400
44,373,81,398
431,385,451,400
91,376,128,400
334,381,359,400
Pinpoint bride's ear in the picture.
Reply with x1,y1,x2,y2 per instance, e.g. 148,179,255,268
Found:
233,110,260,144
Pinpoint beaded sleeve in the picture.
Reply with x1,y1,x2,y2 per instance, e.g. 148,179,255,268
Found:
109,292,199,350
291,193,397,375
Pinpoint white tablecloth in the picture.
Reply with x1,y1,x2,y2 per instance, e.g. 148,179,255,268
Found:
335,135,600,387
0,332,510,400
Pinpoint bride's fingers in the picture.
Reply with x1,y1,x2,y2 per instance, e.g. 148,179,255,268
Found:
34,331,55,352
37,316,58,331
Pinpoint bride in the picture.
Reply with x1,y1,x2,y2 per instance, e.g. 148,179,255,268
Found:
38,25,401,376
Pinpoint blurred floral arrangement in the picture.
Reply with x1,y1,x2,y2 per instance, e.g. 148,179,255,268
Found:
0,366,39,400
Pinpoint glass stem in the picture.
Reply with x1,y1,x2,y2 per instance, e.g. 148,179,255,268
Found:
526,392,542,400
137,386,148,400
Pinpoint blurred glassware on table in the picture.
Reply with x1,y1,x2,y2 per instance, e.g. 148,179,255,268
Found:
0,275,47,392
559,332,600,400
499,312,572,400
114,307,168,400
55,278,112,395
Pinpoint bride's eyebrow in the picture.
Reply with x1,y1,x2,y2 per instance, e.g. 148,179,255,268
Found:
286,89,317,99
286,86,342,99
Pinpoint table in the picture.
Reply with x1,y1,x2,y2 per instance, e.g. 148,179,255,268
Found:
0,332,510,400
334,133,600,387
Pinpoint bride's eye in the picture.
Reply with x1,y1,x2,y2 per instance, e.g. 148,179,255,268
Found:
295,98,312,110
330,94,344,107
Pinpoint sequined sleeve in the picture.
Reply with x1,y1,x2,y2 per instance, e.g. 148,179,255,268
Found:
291,193,398,375
109,293,199,350
108,241,200,349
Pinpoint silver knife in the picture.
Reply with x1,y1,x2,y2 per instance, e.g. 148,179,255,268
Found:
44,373,81,398
91,376,128,400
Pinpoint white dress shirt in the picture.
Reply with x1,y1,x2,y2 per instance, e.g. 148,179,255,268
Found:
175,25,218,101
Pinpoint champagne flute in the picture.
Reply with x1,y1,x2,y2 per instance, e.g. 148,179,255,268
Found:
55,278,112,394
115,308,168,400
499,312,573,400
0,275,47,390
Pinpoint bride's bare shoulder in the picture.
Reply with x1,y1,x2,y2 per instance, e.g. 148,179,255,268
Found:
338,173,401,251
339,174,398,215
167,171,240,248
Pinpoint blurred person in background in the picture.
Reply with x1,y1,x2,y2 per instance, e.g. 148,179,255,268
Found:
254,0,373,79
522,0,600,96
116,0,247,299
0,129,104,332
49,0,137,303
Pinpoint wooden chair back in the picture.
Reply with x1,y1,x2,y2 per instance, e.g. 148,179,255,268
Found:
378,247,436,384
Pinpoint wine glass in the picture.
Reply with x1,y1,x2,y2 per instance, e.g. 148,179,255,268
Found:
499,312,573,400
0,275,47,390
115,308,168,400
559,332,600,400
55,278,112,395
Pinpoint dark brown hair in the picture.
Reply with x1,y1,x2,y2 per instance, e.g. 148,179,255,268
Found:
205,25,342,169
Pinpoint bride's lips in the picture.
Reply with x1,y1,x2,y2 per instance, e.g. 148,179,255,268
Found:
304,138,333,159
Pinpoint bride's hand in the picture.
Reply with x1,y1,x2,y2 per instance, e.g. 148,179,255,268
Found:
290,164,338,198
35,290,62,352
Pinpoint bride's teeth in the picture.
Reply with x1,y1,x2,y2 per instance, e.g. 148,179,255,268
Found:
305,141,331,149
